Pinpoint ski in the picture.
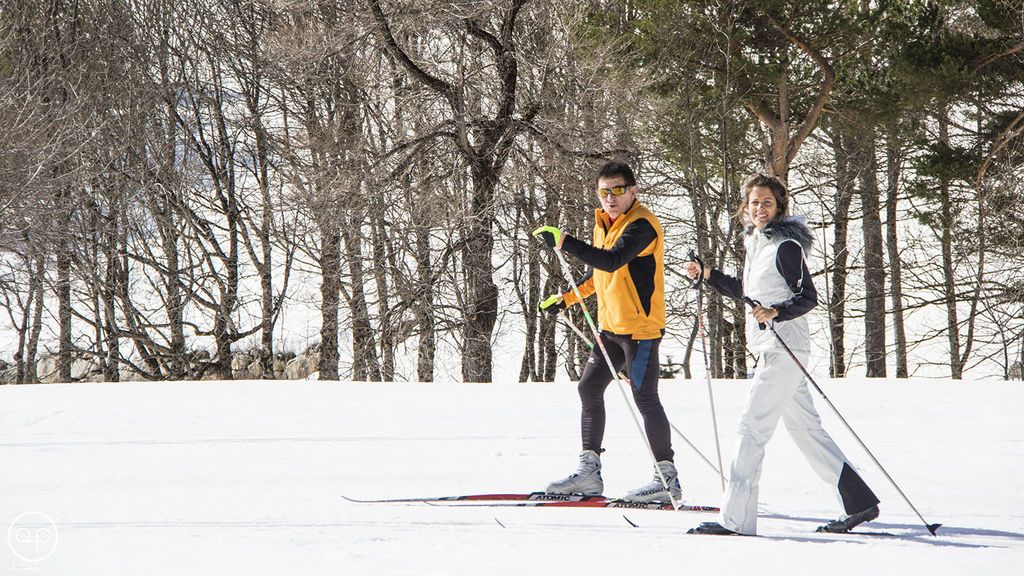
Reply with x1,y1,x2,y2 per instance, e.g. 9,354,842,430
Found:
343,492,719,512
816,530,898,537
341,491,608,505
427,499,720,512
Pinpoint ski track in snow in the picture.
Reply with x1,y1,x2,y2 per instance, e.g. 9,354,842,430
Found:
1,378,1021,575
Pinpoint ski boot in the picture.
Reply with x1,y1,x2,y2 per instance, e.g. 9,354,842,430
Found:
688,521,739,535
620,460,681,503
816,505,880,533
546,450,603,495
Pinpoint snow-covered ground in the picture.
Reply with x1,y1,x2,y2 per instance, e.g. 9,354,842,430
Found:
1,376,1021,575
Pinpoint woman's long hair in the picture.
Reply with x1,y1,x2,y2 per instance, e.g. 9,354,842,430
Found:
733,173,789,227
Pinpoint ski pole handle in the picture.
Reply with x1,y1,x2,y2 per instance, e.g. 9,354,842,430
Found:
685,249,705,289
743,296,767,331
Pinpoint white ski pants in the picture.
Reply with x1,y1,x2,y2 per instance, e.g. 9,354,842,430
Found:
718,348,850,535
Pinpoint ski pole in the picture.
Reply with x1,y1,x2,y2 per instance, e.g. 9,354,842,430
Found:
541,240,681,510
743,295,942,536
557,310,727,483
686,250,726,492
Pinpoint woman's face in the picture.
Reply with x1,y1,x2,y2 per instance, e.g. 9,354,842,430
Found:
746,186,778,229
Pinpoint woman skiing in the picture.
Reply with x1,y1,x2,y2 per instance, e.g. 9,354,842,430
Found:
686,173,880,535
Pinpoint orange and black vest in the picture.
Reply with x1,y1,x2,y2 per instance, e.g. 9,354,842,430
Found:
561,201,666,340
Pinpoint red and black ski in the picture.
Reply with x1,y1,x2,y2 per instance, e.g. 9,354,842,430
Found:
342,492,719,512
342,492,608,504
426,499,719,512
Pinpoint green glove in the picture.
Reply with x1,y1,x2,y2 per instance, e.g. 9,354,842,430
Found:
532,225,563,249
539,294,566,316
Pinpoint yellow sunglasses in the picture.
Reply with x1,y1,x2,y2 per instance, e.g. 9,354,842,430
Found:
597,185,631,199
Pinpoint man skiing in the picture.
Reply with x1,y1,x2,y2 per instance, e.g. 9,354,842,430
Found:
685,173,881,535
532,160,680,503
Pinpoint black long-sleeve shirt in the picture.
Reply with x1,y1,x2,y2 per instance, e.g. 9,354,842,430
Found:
707,241,817,321
560,219,657,272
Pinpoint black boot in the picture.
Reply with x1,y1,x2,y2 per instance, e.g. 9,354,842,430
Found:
816,505,880,533
687,521,738,535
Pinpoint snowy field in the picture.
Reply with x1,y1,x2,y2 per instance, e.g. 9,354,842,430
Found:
1,376,1021,575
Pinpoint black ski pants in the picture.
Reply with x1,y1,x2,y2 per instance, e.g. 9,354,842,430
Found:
579,332,674,462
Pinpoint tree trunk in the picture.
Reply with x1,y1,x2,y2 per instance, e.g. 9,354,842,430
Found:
719,231,746,378
24,253,46,384
520,187,540,383
256,127,276,379
103,205,121,382
860,134,887,377
371,205,395,381
12,262,32,384
161,202,186,378
88,205,105,378
520,246,538,383
729,298,745,377
209,191,239,381
187,71,244,383
319,223,341,381
540,271,560,382
158,64,186,379
342,221,381,382
537,148,560,383
461,163,499,383
413,191,435,383
707,292,724,378
682,318,697,380
234,0,276,380
938,113,963,379
829,131,854,378
565,320,583,382
957,102,989,376
57,234,73,382
885,137,909,378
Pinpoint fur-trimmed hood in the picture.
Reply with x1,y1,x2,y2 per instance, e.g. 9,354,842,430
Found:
747,215,814,251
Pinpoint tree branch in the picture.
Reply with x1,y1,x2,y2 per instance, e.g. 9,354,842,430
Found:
369,0,471,155
975,41,1024,72
368,0,452,97
761,12,835,167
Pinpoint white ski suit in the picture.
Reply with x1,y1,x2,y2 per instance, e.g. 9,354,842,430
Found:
706,216,878,535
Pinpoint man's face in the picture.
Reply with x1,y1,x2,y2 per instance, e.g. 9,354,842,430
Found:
596,176,636,219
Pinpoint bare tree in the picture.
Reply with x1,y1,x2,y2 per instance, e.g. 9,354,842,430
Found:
370,0,540,382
